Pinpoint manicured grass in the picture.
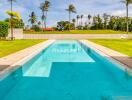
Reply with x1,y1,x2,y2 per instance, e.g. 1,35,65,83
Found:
24,30,132,34
89,39,132,57
0,40,45,57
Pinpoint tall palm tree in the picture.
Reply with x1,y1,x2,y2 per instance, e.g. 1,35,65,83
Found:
81,15,83,26
38,21,41,28
28,12,37,28
88,14,92,25
40,3,45,30
122,0,132,33
103,13,109,29
41,14,46,30
8,0,16,40
66,4,76,30
76,15,80,27
40,0,50,29
72,19,76,29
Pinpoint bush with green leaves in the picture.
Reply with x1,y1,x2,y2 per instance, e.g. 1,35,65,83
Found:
31,25,41,32
5,18,24,28
0,21,9,38
57,21,75,30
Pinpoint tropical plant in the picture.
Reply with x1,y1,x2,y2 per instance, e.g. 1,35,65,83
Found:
38,21,41,28
66,4,76,30
90,14,132,31
31,25,41,32
57,21,74,30
72,19,76,29
0,21,9,39
76,15,80,27
7,0,16,40
103,13,109,29
28,12,37,28
91,14,103,30
41,14,46,29
5,18,24,28
122,0,132,33
88,14,92,24
6,11,21,20
40,0,50,29
81,15,83,27
6,11,24,29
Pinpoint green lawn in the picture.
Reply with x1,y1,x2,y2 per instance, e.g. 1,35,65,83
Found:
0,40,45,57
24,30,132,34
89,39,132,57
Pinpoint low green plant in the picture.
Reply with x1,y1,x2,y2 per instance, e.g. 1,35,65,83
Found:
31,25,41,32
0,21,9,38
5,18,24,28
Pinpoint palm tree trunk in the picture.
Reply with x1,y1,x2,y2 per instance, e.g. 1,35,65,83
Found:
77,19,78,27
74,22,75,30
42,12,44,32
81,18,82,26
10,0,14,40
87,18,89,30
42,19,44,31
81,18,83,30
69,11,71,30
126,4,129,34
45,11,47,29
32,24,33,28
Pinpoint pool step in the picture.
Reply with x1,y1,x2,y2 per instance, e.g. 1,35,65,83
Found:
23,61,52,77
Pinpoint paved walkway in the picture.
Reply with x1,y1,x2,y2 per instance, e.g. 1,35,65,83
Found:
0,40,55,79
24,34,132,39
80,40,132,69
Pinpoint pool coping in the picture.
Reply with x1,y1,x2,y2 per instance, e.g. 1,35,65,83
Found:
0,40,56,80
80,40,132,71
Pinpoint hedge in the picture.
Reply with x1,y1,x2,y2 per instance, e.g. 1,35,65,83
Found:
5,18,24,28
0,21,9,38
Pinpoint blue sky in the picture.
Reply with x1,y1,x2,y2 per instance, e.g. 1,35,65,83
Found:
0,0,132,27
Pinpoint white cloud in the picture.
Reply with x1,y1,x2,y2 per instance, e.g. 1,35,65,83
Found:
0,0,132,27
111,10,132,17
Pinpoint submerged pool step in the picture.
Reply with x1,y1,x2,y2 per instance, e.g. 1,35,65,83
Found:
23,61,52,77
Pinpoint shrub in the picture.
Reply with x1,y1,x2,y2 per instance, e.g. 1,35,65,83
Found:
31,25,41,32
5,18,24,28
0,21,9,38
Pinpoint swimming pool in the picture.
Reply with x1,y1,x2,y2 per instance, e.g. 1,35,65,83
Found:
0,40,132,100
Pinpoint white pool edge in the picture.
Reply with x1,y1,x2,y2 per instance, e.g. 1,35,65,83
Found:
79,40,130,71
0,40,56,80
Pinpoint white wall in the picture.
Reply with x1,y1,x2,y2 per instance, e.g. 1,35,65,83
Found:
8,28,23,39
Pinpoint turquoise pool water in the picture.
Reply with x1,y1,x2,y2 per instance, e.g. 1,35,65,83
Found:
0,40,132,100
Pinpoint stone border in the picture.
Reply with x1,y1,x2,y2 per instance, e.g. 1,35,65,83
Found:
0,40,55,80
80,40,132,71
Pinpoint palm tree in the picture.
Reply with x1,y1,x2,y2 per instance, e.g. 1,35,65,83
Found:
72,19,76,29
40,3,45,30
28,12,37,28
40,0,50,29
87,14,92,29
41,14,46,30
76,15,80,27
81,15,83,26
66,4,76,30
122,0,132,33
38,21,41,28
8,0,16,40
103,13,109,29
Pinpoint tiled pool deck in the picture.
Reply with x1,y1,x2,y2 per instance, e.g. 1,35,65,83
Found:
0,40,55,79
80,40,132,69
